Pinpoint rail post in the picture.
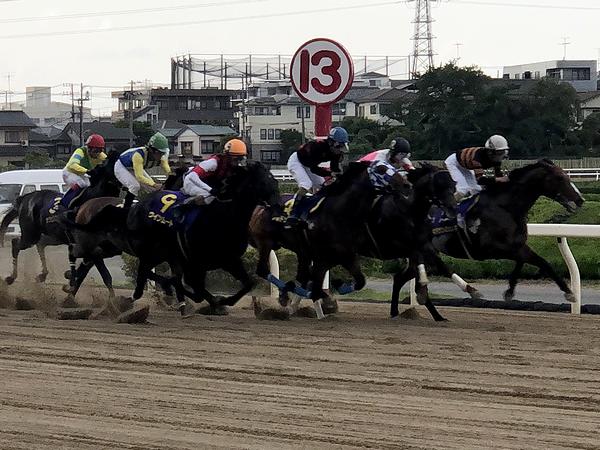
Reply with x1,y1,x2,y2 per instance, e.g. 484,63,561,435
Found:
557,237,581,315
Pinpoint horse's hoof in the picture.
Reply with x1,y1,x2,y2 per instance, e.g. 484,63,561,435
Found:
565,292,577,303
468,289,484,299
5,276,15,286
36,273,48,283
321,297,339,314
278,289,290,307
62,284,74,294
61,296,79,309
503,290,514,302
63,270,71,280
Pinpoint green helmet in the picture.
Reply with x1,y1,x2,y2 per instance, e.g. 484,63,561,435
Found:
148,132,169,153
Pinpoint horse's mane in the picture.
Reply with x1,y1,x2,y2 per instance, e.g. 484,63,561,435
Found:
508,158,555,182
318,162,368,197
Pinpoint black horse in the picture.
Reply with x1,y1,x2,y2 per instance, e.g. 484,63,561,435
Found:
397,159,584,313
250,162,411,318
353,164,460,321
66,161,280,315
0,151,121,289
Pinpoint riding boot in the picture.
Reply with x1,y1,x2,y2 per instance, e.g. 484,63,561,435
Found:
123,192,136,209
286,188,307,228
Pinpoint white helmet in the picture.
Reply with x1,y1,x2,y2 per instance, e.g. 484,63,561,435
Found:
485,135,509,151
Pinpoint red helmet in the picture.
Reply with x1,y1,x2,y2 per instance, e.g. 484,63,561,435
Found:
85,134,105,149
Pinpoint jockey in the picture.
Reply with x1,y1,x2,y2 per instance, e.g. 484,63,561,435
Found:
444,135,510,200
286,126,349,224
181,138,247,205
61,134,107,208
115,132,172,207
360,137,414,173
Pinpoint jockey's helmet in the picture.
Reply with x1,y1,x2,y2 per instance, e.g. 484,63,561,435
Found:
485,135,509,153
223,138,247,156
148,132,170,153
389,137,411,160
85,134,105,150
328,127,349,144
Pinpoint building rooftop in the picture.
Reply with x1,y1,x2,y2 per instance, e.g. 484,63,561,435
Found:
0,111,37,128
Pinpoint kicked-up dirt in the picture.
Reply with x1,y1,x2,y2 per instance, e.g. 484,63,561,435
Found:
0,298,599,449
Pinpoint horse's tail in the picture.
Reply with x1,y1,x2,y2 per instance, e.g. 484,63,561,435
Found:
0,203,19,247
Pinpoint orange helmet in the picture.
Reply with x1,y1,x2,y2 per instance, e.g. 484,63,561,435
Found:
224,138,247,156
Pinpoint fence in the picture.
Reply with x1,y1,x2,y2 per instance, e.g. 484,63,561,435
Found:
267,224,600,316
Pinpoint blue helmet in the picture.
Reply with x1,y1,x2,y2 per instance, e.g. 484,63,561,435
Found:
328,127,349,144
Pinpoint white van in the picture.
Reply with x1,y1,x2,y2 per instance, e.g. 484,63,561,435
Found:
0,169,67,237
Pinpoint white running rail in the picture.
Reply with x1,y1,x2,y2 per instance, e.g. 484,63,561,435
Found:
268,224,600,315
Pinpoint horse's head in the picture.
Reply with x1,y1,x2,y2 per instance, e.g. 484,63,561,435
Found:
509,159,584,213
408,163,457,217
87,150,122,197
164,166,188,191
218,160,280,209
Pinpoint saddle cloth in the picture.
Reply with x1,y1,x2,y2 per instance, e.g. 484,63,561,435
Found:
430,194,479,235
282,192,326,220
148,190,200,230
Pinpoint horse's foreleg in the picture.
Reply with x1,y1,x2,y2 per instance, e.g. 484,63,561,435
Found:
519,245,575,302
36,243,49,282
220,258,256,307
406,256,447,322
391,262,412,318
133,260,151,300
63,259,94,297
309,261,332,319
504,260,524,301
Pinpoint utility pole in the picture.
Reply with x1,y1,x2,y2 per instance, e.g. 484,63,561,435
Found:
74,84,90,147
129,80,135,147
455,42,463,62
560,37,571,60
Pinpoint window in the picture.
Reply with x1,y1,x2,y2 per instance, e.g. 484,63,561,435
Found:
268,129,274,140
22,185,36,194
272,106,281,116
5,131,20,143
255,106,269,116
32,118,40,124
200,140,217,154
296,106,310,118
534,71,541,79
260,129,267,140
563,68,591,81
332,103,347,115
267,88,276,95
546,68,561,80
370,104,378,115
177,100,188,110
156,100,168,109
261,150,281,163
40,184,60,192
275,129,282,140
369,79,381,87
181,141,193,156
514,73,521,80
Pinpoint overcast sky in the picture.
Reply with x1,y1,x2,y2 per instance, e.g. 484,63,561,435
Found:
1,0,599,115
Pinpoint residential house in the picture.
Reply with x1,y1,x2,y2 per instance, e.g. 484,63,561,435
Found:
503,60,598,93
111,82,163,124
0,110,40,167
23,86,93,128
355,88,417,124
150,88,240,126
29,126,72,160
173,124,237,159
577,91,600,122
62,121,134,152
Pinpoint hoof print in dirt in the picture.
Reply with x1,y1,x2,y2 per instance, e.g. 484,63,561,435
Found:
117,302,150,324
257,308,290,321
15,297,36,311
57,308,94,320
399,307,421,320
295,306,318,318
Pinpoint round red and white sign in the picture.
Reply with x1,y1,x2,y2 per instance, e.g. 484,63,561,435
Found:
290,38,354,106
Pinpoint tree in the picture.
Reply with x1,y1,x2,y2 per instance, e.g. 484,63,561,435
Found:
24,149,52,169
114,120,155,146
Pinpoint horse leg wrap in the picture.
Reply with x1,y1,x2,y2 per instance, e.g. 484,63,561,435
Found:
418,264,429,284
451,273,468,292
336,282,355,295
267,273,287,290
293,284,311,298
314,299,325,320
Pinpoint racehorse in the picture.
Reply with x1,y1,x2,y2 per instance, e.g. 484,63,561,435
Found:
353,164,461,321
0,151,121,290
66,160,280,315
406,159,584,313
250,162,411,318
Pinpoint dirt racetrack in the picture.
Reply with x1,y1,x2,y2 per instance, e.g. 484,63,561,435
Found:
1,298,600,450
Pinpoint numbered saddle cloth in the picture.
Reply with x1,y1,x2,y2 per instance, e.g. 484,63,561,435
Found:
147,190,200,230
430,194,479,235
282,192,326,220
43,195,66,224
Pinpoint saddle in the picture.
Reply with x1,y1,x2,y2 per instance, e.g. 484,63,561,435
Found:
282,193,326,221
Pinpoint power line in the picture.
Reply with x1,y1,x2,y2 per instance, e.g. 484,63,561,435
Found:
453,0,600,10
0,1,402,40
0,0,270,24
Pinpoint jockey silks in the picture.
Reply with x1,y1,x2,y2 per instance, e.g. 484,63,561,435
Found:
296,140,341,177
